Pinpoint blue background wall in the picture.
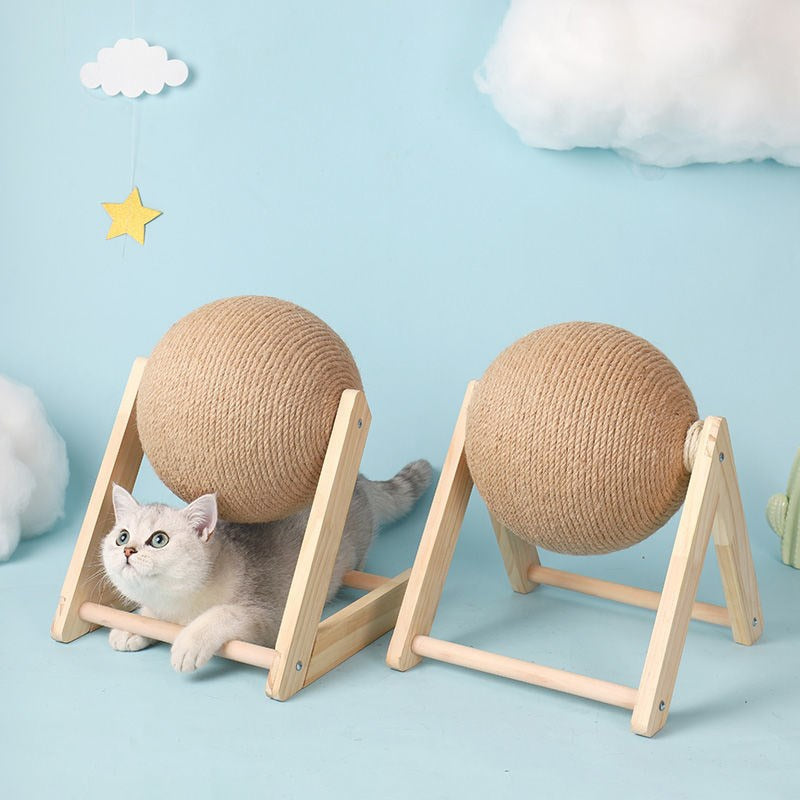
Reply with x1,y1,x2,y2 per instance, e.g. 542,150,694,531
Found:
2,2,799,798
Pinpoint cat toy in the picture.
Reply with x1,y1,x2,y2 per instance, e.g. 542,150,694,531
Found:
387,322,762,737
766,449,800,568
52,296,410,700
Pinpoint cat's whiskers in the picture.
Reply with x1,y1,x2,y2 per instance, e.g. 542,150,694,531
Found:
87,552,130,605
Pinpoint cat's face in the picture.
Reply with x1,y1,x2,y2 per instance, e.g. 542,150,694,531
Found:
101,485,218,606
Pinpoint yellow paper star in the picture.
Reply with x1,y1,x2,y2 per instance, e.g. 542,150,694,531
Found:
102,187,161,245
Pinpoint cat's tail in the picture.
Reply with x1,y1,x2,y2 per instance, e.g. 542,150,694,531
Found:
363,459,433,525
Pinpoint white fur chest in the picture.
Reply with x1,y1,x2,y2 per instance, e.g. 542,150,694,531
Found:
146,580,231,626
122,551,239,626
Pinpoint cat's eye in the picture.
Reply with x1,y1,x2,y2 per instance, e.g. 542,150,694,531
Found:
115,530,129,546
147,531,170,548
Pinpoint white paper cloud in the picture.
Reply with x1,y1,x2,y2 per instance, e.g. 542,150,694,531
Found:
476,0,800,167
80,38,188,98
0,376,69,561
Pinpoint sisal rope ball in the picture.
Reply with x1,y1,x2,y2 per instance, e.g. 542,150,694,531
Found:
465,323,698,555
136,296,362,523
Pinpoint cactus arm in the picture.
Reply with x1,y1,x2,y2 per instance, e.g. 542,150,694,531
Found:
781,449,800,568
767,494,788,536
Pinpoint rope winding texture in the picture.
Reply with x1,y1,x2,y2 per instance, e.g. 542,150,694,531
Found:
465,322,698,555
136,296,362,523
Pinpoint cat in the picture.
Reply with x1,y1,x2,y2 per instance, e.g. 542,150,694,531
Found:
101,460,432,673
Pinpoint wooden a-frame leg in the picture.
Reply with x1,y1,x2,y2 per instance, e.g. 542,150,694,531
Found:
631,416,758,737
386,382,476,672
51,358,147,643
711,419,762,646
266,389,371,701
491,515,540,594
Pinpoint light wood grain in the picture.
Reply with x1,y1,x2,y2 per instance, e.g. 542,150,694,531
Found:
304,569,410,686
527,565,730,627
631,416,723,737
79,602,276,669
266,389,371,701
386,382,476,672
412,635,638,710
492,515,540,593
341,570,391,591
711,419,763,645
51,358,147,643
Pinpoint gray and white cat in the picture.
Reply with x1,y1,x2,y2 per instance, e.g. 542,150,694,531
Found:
101,460,432,673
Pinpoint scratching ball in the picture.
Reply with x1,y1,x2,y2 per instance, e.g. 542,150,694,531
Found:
465,323,698,554
137,296,362,522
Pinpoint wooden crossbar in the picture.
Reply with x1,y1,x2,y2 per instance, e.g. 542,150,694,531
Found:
305,569,411,686
79,602,277,669
527,565,731,627
411,635,638,710
341,570,391,591
79,568,400,676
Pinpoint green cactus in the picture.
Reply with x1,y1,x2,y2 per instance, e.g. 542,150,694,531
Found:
767,449,800,568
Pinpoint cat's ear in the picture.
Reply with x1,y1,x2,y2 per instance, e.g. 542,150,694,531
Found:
183,493,218,542
111,484,139,521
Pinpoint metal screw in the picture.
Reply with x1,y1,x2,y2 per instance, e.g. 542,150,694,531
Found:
719,453,725,463
658,700,666,711
295,661,303,671
357,419,363,429
752,617,759,628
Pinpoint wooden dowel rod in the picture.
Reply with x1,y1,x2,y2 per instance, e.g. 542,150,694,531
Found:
412,635,638,710
528,565,730,628
79,602,276,670
341,570,390,591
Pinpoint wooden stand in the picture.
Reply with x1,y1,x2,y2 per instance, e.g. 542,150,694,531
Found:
51,358,410,701
386,382,762,736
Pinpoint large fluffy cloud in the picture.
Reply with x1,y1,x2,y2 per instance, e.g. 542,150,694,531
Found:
476,0,800,167
0,376,69,561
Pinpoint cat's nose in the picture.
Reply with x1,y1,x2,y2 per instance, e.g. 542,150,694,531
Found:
124,547,137,560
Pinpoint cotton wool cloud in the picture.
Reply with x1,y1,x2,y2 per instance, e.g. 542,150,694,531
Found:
476,0,800,167
0,376,69,561
80,38,188,98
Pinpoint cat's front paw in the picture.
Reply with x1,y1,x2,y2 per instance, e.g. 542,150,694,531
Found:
170,626,219,673
109,627,154,652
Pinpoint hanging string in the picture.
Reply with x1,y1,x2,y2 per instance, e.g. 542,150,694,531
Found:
129,0,138,190
123,0,138,257
130,102,140,190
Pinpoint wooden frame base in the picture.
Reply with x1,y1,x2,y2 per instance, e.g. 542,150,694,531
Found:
51,359,409,701
387,383,762,737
